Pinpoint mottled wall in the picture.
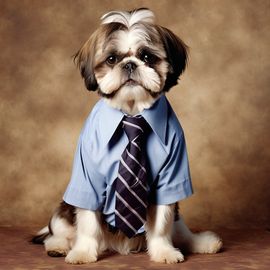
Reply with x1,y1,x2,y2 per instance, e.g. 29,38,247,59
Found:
0,0,269,228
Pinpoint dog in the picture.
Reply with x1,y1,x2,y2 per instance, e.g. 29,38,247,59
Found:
32,8,222,264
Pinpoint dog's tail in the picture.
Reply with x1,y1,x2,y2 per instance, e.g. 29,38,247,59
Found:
31,226,50,244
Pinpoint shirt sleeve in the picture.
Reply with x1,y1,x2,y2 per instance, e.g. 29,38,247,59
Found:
151,133,193,205
63,134,106,211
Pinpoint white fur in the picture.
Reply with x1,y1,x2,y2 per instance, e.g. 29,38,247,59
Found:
172,217,223,254
65,209,103,264
101,9,155,27
104,85,157,115
37,225,49,235
103,228,145,255
187,231,223,254
42,205,222,264
146,204,185,263
44,213,75,256
116,27,154,53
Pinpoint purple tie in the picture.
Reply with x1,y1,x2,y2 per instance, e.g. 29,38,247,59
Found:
115,115,149,238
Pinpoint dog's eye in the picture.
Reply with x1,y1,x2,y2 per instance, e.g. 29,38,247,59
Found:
106,55,117,65
140,52,157,65
141,53,150,63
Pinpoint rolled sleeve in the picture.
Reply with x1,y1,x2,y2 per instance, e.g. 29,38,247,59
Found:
151,133,193,205
63,135,106,211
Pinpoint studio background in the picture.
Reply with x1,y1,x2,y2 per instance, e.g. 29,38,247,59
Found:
1,0,269,229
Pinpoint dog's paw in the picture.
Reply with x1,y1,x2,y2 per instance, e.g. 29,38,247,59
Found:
150,247,184,264
65,249,97,264
190,231,223,254
44,236,70,257
47,249,67,257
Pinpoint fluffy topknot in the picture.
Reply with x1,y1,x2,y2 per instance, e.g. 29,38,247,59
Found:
101,8,155,27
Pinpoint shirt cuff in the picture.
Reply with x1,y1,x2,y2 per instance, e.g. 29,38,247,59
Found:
63,188,103,211
153,178,193,205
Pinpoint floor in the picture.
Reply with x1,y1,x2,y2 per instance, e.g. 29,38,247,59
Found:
0,226,270,270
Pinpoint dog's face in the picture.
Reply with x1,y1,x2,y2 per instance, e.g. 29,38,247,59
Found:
75,8,188,115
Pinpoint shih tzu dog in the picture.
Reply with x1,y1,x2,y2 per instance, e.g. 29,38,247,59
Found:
32,8,222,264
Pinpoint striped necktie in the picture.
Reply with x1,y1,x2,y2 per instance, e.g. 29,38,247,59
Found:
115,115,149,238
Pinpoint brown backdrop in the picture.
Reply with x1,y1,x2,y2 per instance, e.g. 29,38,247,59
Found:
1,0,269,229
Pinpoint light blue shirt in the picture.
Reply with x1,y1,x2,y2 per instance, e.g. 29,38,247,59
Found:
63,95,193,231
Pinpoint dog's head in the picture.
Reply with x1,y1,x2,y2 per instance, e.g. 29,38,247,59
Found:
74,8,188,115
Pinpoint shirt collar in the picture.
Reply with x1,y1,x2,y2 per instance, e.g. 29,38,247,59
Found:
141,95,167,144
98,95,168,146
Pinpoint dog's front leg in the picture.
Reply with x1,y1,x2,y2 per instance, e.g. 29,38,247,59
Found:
146,204,184,264
65,208,102,264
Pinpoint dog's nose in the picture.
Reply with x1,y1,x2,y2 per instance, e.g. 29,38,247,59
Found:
123,61,137,73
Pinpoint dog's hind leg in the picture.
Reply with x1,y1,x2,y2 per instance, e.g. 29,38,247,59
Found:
44,212,75,257
172,216,223,254
32,201,76,257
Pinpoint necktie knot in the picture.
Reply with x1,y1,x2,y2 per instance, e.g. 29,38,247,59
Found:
122,115,149,142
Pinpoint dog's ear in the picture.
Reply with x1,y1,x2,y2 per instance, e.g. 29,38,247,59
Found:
73,32,99,91
157,26,188,92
